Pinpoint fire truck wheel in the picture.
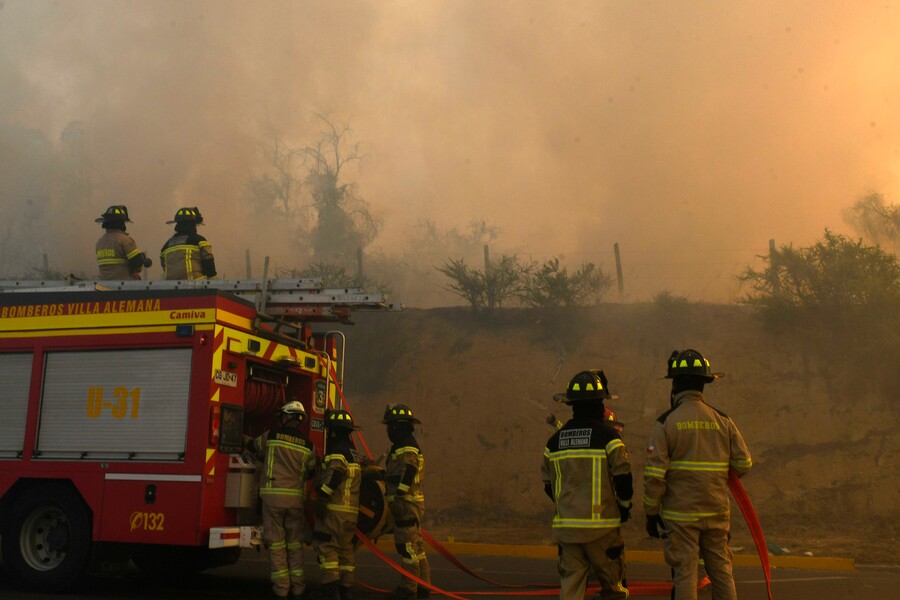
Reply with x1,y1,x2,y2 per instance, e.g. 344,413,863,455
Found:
0,483,92,592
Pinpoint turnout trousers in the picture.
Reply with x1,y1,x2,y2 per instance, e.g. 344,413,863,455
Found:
313,510,358,587
389,501,431,594
663,514,736,600
262,503,308,598
557,527,628,600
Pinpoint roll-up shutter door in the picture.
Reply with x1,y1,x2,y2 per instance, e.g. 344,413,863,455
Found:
38,348,192,460
0,353,33,459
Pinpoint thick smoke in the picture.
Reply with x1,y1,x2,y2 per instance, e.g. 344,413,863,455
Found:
1,0,898,302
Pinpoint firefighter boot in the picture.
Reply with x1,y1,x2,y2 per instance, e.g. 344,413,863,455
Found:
389,557,420,600
416,557,432,599
339,585,354,600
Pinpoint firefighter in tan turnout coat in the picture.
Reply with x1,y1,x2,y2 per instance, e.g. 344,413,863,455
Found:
94,205,150,280
643,349,752,600
160,206,217,280
313,409,362,600
247,401,318,599
541,370,633,600
382,404,431,600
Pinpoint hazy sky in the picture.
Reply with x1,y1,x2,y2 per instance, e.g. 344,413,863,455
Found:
1,0,898,303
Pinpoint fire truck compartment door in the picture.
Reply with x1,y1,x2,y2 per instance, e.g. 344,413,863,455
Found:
100,474,203,545
0,353,32,459
37,348,192,460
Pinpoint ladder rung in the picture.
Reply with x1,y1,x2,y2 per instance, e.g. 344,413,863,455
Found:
259,292,387,305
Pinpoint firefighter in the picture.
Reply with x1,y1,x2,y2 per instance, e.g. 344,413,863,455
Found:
247,401,318,600
94,205,150,280
312,409,361,600
541,370,632,600
159,206,217,280
382,404,431,600
643,349,752,600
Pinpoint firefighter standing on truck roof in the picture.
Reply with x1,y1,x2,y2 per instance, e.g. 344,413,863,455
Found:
382,404,431,600
312,409,361,600
643,349,752,600
160,206,217,280
246,401,318,600
95,205,150,280
542,370,632,600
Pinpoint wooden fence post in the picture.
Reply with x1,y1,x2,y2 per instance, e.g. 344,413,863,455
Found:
613,243,624,302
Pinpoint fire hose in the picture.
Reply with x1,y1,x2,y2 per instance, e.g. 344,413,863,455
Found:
729,471,773,600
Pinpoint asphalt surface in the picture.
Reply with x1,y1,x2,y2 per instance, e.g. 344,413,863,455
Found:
1,546,898,599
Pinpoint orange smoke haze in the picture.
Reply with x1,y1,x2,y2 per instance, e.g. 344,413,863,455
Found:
1,0,899,303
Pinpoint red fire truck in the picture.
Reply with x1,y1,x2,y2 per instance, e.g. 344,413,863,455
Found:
0,278,395,591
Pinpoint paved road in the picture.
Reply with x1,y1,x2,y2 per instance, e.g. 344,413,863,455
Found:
1,547,898,599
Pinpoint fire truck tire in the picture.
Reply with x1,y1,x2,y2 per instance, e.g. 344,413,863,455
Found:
0,482,92,592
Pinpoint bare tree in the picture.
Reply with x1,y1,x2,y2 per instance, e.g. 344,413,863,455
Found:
244,124,304,224
843,192,899,251
300,114,379,264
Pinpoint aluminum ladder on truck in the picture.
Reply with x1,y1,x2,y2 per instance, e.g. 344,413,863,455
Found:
0,277,402,325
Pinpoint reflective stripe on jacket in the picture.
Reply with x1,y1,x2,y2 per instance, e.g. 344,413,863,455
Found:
541,418,631,543
252,427,317,508
96,230,143,279
643,390,752,521
318,442,361,515
385,441,425,507
160,233,214,280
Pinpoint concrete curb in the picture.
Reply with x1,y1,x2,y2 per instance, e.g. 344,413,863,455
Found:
371,539,856,572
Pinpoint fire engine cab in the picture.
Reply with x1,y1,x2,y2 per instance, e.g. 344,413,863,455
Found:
0,278,396,592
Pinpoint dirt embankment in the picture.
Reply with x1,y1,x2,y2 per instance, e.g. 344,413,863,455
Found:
338,303,900,564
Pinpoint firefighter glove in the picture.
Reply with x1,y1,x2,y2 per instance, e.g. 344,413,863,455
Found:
618,500,632,523
646,514,665,538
